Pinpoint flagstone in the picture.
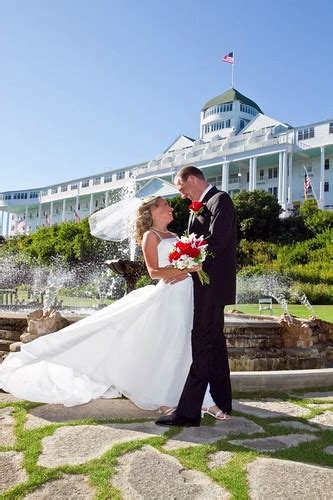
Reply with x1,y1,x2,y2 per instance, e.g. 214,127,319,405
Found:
208,451,235,470
0,406,16,447
234,399,310,418
299,391,333,401
309,411,333,428
268,420,317,432
163,417,264,450
230,433,317,452
247,457,333,499
0,392,20,403
38,423,167,467
307,403,333,409
0,451,27,494
27,398,158,426
112,445,230,499
24,474,95,499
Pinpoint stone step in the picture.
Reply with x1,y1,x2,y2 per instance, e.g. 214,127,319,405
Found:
0,318,27,331
0,339,13,352
0,330,22,341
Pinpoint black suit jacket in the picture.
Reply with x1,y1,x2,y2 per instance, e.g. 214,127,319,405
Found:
189,186,237,305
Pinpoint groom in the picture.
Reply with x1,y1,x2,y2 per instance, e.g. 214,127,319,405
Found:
156,165,237,427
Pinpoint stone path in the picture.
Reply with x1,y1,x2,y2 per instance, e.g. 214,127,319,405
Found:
0,389,332,498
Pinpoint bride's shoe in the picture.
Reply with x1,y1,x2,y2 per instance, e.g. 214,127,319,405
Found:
202,406,231,421
158,406,177,416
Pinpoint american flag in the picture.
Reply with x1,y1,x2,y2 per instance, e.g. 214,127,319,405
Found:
15,218,27,235
304,175,311,198
223,52,234,64
74,209,81,223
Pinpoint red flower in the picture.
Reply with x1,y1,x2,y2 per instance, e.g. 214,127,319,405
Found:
169,251,181,262
175,241,191,252
185,247,200,258
197,239,207,246
189,201,205,216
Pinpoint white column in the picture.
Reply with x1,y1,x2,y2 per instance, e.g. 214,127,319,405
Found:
319,146,325,209
6,211,11,237
62,199,66,222
278,152,283,203
24,205,28,220
105,190,109,207
248,158,253,191
287,153,293,206
38,203,42,227
252,157,257,191
76,193,79,211
222,162,229,192
89,193,94,214
282,151,288,205
50,202,54,224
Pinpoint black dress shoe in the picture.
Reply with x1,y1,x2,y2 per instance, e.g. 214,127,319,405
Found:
155,413,200,427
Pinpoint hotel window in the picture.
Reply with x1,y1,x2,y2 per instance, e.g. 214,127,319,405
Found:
259,169,265,181
226,119,231,128
5,194,11,200
81,179,89,188
240,119,245,130
329,122,333,134
104,174,113,183
325,159,330,170
229,174,239,183
93,176,101,185
298,127,315,140
71,183,78,190
268,187,278,197
41,190,48,196
116,171,125,180
95,200,99,207
61,185,68,192
324,181,329,192
240,104,257,116
55,208,59,214
246,172,250,183
51,187,58,194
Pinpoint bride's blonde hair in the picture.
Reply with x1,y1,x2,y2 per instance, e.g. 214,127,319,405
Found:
135,195,162,245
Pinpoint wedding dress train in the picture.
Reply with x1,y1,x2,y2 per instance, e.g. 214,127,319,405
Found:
0,237,214,409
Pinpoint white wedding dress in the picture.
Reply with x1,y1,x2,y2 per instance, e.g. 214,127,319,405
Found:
0,237,214,409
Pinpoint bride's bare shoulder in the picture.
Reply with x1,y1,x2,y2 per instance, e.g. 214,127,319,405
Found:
142,230,160,247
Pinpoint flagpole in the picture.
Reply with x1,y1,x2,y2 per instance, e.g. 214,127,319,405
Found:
231,52,234,87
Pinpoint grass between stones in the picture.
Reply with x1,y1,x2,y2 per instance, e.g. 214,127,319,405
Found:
0,389,332,500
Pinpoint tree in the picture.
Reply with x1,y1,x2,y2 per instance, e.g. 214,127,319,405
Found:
167,196,190,236
232,190,282,241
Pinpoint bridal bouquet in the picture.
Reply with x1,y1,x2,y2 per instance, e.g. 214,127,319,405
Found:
168,233,210,285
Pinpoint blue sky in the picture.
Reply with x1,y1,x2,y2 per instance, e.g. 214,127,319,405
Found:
1,0,333,191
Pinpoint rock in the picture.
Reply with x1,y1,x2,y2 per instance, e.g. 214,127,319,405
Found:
230,433,317,451
0,392,20,403
309,411,333,428
300,391,333,401
233,399,310,418
25,474,95,499
325,446,333,455
24,309,70,340
163,417,263,451
269,420,317,432
9,341,23,352
27,398,158,428
208,451,234,470
247,457,333,499
279,315,313,348
112,445,230,499
0,451,27,494
0,406,16,447
38,423,167,467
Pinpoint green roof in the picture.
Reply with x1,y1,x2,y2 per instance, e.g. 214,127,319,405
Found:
202,88,263,113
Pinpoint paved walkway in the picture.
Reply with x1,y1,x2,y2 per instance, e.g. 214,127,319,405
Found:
1,390,332,498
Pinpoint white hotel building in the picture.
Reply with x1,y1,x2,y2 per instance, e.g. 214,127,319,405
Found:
1,88,332,237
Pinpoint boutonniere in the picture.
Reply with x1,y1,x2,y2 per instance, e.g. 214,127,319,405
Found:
189,201,205,217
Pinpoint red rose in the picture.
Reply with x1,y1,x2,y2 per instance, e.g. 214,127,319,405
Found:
189,201,204,216
169,251,181,262
175,241,191,252
185,247,200,258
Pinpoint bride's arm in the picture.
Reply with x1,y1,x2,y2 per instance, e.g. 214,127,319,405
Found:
142,231,191,280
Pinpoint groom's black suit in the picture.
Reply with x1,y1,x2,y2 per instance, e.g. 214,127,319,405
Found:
176,186,237,420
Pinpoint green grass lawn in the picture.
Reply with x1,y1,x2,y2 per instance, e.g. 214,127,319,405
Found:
228,304,333,322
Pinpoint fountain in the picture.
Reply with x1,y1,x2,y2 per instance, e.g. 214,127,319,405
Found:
0,179,332,381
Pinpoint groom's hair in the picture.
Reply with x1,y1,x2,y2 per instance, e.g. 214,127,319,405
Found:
176,166,205,182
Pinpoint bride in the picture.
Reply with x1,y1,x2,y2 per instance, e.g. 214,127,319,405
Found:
0,195,214,411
